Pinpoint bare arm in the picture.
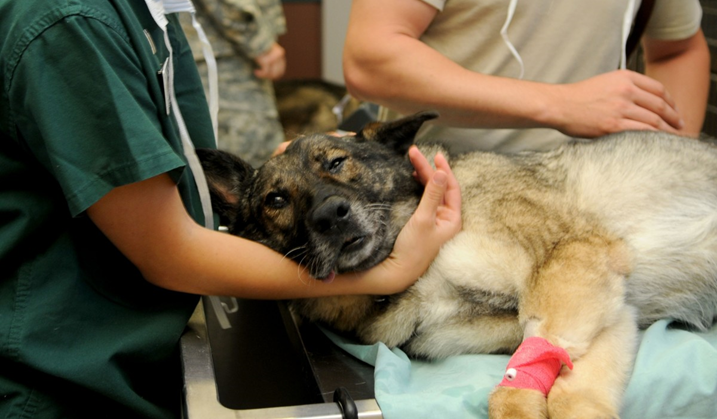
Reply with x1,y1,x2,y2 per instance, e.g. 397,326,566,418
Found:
343,0,683,138
643,28,710,137
86,148,460,300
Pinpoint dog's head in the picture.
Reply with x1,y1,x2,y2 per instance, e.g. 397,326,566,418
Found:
198,111,439,280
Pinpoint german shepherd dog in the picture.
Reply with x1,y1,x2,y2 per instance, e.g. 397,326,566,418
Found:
198,111,717,419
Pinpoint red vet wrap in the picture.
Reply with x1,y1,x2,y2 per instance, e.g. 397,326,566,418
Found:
497,336,574,396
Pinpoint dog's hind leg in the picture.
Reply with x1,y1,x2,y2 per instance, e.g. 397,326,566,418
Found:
489,233,636,419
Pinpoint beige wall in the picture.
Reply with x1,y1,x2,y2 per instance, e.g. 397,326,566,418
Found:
321,2,351,84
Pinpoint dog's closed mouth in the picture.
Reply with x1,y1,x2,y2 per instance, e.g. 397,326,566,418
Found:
342,236,366,252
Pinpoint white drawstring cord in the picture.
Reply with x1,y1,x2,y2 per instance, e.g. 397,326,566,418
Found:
190,13,219,146
145,0,231,329
157,12,214,232
163,0,219,145
500,0,525,79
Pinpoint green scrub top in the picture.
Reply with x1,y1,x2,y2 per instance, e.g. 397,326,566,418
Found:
0,0,216,417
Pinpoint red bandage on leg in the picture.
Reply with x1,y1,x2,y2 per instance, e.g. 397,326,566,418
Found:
497,336,574,396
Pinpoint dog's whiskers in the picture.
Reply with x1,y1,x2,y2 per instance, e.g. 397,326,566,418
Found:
366,203,392,211
295,253,312,286
283,245,308,261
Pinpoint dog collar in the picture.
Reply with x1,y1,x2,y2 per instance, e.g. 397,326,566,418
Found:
497,336,573,396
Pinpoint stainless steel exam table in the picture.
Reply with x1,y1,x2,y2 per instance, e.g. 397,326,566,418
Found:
180,296,383,418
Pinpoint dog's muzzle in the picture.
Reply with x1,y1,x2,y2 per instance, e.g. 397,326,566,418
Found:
311,195,352,234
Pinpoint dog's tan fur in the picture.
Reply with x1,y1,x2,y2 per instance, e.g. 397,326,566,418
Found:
199,112,717,418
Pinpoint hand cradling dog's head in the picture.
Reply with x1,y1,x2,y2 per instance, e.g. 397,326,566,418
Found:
198,111,439,280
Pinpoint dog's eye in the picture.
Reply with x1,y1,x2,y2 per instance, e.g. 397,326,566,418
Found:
264,192,288,209
327,157,346,173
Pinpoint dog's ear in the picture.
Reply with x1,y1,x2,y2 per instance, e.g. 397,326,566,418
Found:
196,148,255,226
355,110,439,154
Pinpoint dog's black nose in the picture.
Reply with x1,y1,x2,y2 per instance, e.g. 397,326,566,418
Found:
311,196,351,233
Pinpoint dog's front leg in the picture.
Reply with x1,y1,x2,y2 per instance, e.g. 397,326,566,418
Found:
546,307,636,419
489,234,635,419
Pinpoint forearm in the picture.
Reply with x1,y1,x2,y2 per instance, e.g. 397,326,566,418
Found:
643,29,710,137
145,222,422,299
342,0,557,131
88,174,421,299
88,150,459,300
344,30,554,130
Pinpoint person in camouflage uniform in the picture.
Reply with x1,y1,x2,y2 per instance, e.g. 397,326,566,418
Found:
181,0,286,167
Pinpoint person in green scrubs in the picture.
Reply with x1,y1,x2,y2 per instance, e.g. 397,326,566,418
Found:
0,1,461,417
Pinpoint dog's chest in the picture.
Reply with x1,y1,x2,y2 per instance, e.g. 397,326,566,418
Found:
411,232,526,325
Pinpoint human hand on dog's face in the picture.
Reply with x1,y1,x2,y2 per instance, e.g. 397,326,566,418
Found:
359,146,462,295
408,145,438,188
271,140,291,156
272,132,355,157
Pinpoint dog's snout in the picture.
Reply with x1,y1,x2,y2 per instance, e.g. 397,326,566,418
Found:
311,196,351,233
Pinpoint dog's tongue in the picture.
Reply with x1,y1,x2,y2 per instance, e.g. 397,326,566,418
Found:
322,271,336,284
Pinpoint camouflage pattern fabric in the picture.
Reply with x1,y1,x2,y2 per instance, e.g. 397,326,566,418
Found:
180,0,286,167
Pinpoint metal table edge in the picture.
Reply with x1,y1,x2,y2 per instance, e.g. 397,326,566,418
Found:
180,298,383,419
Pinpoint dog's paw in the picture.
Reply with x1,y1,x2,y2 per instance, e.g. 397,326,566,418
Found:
488,386,548,419
547,387,619,419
